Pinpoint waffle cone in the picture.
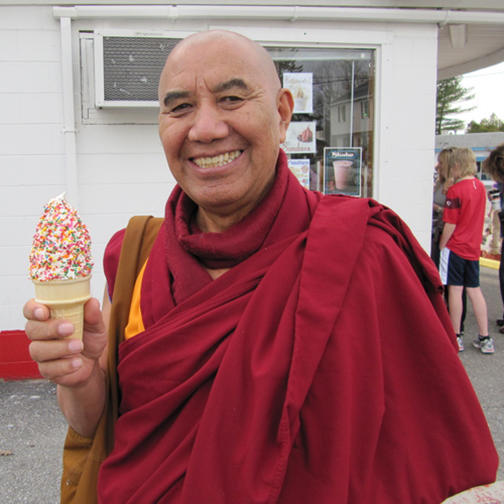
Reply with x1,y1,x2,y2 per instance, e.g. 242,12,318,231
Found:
33,276,91,340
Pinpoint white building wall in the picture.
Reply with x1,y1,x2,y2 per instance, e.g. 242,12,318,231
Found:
0,7,66,330
1,5,438,331
375,23,438,245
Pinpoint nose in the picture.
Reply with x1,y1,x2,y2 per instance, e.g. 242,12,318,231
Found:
188,102,229,143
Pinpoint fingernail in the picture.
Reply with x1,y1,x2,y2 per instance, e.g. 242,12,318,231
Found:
34,308,45,320
71,358,83,369
68,339,83,353
58,323,74,337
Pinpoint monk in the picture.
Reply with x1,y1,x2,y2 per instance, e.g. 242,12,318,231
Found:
24,30,498,503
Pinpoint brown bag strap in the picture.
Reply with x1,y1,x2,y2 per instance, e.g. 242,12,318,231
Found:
111,215,165,344
107,215,163,430
60,216,163,504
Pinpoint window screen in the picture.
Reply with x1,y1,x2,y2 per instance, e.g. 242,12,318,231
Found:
103,36,180,102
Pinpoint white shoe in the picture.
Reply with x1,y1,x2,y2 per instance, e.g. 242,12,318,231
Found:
472,337,495,354
457,336,464,352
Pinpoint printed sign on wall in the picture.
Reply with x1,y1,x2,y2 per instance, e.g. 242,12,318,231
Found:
282,121,316,154
283,72,313,114
323,147,362,196
288,158,311,189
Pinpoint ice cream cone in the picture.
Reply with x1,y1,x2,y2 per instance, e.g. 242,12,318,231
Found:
33,276,91,340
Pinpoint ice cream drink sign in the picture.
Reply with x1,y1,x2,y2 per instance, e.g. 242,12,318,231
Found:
323,147,362,196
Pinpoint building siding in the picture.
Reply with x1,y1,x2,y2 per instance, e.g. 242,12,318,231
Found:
1,5,437,330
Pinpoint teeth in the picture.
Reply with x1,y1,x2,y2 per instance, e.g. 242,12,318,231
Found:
193,150,241,169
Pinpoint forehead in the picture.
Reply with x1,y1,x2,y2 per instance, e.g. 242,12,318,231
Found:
160,35,269,91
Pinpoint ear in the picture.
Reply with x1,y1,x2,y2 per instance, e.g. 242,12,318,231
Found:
276,88,294,143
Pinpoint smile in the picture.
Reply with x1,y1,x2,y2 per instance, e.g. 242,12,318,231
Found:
192,150,242,169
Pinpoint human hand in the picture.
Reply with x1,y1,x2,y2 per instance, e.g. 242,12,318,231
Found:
24,297,107,387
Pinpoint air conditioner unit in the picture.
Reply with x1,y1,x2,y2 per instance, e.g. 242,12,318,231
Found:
94,31,190,108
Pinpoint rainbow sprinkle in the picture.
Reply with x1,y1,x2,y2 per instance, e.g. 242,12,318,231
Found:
29,193,93,282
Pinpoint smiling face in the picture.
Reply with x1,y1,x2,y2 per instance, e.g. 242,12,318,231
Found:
158,31,293,231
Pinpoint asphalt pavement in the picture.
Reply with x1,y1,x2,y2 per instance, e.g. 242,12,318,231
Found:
1,267,503,503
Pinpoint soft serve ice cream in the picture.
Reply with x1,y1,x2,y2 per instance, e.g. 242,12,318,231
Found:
29,194,93,339
29,193,93,281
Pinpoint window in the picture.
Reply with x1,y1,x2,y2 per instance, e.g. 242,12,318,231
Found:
268,46,375,196
338,104,346,123
84,34,376,194
361,99,369,119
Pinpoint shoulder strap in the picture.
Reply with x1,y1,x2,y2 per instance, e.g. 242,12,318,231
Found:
60,216,163,504
107,215,163,425
109,215,164,349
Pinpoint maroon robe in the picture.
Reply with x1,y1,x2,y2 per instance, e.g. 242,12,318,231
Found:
99,151,498,503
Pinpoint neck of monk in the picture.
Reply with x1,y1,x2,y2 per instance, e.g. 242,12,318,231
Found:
205,267,230,280
196,207,248,233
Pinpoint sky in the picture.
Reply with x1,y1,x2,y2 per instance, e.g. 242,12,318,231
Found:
455,61,504,127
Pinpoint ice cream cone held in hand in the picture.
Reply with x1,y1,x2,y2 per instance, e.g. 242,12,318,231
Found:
29,193,93,340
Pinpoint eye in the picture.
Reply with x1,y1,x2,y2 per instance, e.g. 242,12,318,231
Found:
170,102,192,114
220,95,244,106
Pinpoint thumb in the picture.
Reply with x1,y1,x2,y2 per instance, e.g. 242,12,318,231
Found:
83,297,105,331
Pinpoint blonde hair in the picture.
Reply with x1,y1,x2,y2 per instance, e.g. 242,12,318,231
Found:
483,143,504,183
437,148,453,185
448,147,476,181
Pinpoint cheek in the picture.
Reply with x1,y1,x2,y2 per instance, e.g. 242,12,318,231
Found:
159,119,185,159
159,121,171,153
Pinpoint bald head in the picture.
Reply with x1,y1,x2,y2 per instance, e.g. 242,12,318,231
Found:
159,30,281,97
156,29,294,231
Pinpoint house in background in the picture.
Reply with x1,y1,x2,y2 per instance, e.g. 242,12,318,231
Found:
2,1,504,333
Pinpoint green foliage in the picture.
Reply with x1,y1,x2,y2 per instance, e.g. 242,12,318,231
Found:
436,76,475,134
466,113,504,133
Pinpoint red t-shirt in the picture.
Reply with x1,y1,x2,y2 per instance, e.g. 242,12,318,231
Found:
443,177,486,260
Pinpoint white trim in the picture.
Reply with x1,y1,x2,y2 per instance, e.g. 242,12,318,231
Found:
3,0,504,6
60,16,79,207
52,5,504,25
438,46,504,80
93,31,105,109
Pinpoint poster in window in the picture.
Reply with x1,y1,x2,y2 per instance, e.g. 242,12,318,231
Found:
323,147,362,196
282,121,316,154
283,72,313,114
288,158,311,190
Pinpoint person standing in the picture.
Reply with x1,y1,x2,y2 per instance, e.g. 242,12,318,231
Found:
431,148,452,267
439,147,494,354
483,143,504,332
432,148,467,343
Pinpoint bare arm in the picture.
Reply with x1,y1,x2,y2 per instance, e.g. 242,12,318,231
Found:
439,222,456,251
24,288,111,437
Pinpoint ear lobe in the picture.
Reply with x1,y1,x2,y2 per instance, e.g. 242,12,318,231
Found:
277,89,294,143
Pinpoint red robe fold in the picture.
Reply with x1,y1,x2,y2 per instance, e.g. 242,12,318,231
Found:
99,164,497,503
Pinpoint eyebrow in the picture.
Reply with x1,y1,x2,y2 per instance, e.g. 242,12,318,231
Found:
162,90,190,107
212,78,249,93
162,78,249,107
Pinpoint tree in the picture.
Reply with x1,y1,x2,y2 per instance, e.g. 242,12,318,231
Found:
466,113,504,133
435,76,475,134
